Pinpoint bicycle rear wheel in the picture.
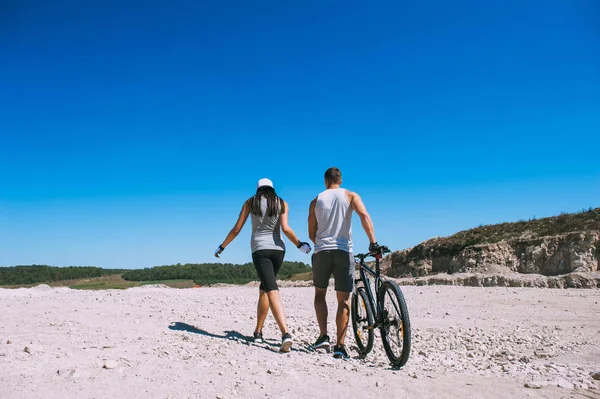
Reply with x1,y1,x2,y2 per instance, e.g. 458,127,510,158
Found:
351,286,374,355
378,280,411,367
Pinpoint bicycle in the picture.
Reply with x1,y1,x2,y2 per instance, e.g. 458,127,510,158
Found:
351,245,411,368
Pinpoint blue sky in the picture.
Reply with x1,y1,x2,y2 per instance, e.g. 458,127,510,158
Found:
1,0,599,269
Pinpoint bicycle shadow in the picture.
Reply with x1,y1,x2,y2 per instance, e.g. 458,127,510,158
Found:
168,322,312,354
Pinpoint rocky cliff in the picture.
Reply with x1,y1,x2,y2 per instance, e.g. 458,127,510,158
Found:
383,208,599,281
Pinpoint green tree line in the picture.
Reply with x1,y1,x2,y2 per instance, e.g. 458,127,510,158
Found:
0,265,124,285
122,261,311,285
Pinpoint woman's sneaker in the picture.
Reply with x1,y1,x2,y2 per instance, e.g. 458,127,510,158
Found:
280,333,293,353
311,335,331,351
253,331,263,343
333,344,350,359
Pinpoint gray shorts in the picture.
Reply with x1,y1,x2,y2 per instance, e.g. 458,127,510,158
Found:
312,250,355,292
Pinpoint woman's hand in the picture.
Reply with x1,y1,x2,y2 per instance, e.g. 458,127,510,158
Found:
214,245,225,258
297,241,312,254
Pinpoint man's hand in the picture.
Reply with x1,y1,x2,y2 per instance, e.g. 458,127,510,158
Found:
368,242,381,254
297,241,312,254
214,245,225,258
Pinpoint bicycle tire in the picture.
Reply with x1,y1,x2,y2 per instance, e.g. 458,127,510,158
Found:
351,286,375,355
378,279,411,367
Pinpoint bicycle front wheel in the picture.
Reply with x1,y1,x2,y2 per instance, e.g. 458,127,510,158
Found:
378,280,411,367
351,286,374,355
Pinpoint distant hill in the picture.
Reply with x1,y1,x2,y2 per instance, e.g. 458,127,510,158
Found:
385,207,600,278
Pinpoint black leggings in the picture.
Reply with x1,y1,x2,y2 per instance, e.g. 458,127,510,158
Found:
252,249,285,292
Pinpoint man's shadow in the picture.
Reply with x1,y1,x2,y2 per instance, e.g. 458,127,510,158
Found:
168,322,311,354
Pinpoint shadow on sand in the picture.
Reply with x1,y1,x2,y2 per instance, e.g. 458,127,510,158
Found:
168,322,312,354
168,322,249,341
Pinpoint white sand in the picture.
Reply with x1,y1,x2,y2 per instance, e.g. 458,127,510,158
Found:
1,283,599,398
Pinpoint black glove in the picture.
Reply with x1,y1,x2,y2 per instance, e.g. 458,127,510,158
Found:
297,241,311,254
369,242,381,254
214,245,225,258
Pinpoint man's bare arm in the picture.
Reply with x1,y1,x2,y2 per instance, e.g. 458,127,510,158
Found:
308,198,318,244
350,192,376,243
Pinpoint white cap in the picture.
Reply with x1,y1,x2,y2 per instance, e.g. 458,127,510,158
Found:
256,178,274,189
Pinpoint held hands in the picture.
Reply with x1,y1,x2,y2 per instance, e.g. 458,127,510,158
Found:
297,241,312,254
214,245,225,258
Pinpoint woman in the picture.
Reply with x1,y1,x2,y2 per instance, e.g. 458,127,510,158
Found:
214,178,311,352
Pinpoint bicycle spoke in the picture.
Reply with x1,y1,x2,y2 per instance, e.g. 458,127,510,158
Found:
386,325,401,346
387,291,402,319
385,324,401,348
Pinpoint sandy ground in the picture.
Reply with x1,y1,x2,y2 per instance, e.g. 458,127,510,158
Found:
1,283,599,399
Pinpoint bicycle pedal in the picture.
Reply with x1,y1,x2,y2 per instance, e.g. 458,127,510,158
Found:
362,326,375,331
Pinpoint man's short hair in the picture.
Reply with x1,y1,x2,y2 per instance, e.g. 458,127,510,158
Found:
324,167,342,184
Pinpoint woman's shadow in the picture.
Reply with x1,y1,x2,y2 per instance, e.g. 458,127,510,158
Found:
168,322,311,354
168,322,250,342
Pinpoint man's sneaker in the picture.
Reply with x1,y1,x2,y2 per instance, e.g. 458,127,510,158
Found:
253,331,263,343
333,344,350,359
311,335,330,351
280,333,293,353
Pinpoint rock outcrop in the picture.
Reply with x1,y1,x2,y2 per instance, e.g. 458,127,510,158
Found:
393,271,600,288
385,231,599,278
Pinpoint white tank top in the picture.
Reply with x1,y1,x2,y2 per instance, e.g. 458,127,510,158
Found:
314,188,353,253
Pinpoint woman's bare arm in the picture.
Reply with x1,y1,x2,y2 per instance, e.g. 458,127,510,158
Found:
280,200,302,247
219,201,250,248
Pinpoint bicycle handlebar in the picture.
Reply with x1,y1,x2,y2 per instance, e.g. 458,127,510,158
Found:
355,245,391,261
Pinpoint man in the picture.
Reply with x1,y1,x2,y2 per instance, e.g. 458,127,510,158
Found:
308,167,380,359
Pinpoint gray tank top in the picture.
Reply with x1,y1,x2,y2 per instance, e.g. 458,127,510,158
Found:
314,188,353,253
250,196,285,253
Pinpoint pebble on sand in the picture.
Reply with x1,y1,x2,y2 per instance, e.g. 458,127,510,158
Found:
524,382,546,389
57,368,76,377
103,360,119,369
556,378,575,389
